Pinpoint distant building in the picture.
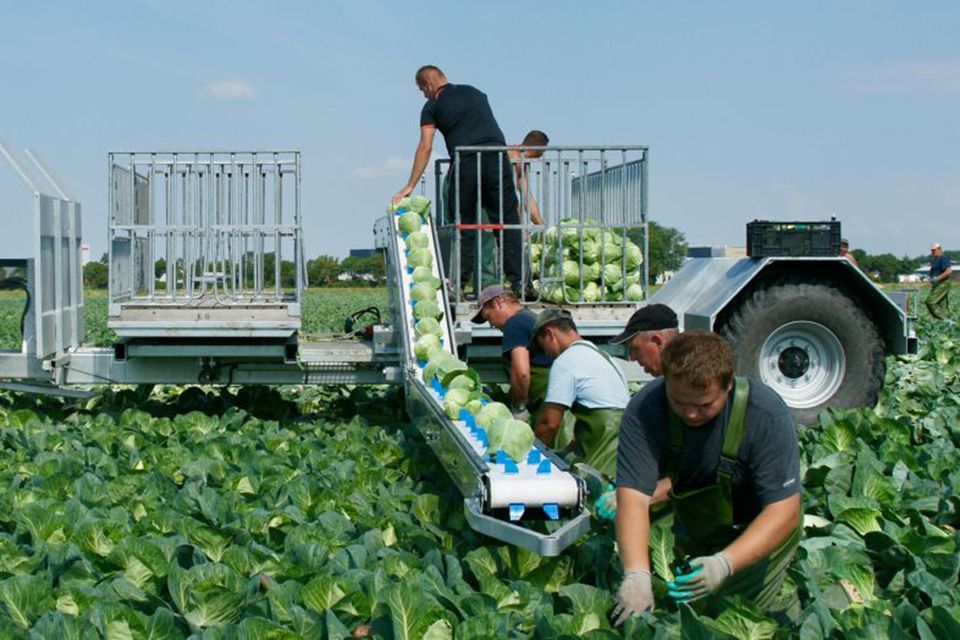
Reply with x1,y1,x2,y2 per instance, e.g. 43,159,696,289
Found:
349,248,378,259
898,263,960,283
80,244,91,266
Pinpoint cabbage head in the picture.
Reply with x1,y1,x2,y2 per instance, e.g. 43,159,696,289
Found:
424,351,457,384
405,232,430,251
603,262,624,287
575,238,600,264
398,211,422,234
582,281,603,303
408,248,434,270
414,334,442,361
414,298,443,320
476,402,513,430
411,282,438,303
531,260,542,277
626,283,644,302
409,195,431,215
390,197,411,212
446,372,477,393
562,260,581,286
581,261,601,282
465,398,484,415
444,388,473,419
415,317,443,339
540,283,564,304
600,237,623,262
624,241,643,270
412,266,441,289
530,242,542,264
625,271,641,287
604,290,625,302
487,418,535,462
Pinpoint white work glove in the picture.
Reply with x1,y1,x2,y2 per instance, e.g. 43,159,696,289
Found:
612,570,653,626
511,405,531,423
669,552,732,600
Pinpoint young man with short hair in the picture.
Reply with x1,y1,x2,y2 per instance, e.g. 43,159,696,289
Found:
612,331,801,625
472,285,553,419
531,309,629,479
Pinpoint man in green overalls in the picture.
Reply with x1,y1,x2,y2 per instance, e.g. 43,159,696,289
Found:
530,309,630,479
925,242,953,320
472,286,554,420
611,331,802,625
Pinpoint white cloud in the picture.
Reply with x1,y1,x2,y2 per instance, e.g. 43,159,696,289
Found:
203,80,257,100
845,58,960,93
351,155,418,178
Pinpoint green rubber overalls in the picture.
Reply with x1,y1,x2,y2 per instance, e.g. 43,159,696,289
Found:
667,378,802,610
561,342,627,480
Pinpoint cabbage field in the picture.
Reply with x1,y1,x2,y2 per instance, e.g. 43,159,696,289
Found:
0,290,957,637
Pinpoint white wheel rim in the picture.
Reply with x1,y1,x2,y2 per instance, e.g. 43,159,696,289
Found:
758,321,845,409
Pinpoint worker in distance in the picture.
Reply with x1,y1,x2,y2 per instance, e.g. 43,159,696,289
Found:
471,285,553,421
612,331,801,624
530,309,629,480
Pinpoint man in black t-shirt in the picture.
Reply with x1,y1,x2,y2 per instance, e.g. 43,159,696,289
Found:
612,331,801,625
392,65,524,295
471,285,553,420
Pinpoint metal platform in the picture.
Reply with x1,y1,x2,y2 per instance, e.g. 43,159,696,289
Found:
107,151,306,339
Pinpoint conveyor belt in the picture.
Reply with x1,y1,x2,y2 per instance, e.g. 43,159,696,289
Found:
382,204,590,556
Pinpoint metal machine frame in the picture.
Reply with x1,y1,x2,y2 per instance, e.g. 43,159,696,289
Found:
0,142,916,555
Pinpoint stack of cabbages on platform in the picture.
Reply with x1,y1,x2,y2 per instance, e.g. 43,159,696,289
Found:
391,196,536,464
531,217,644,303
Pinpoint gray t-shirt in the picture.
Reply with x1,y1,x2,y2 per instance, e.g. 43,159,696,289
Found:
616,377,800,525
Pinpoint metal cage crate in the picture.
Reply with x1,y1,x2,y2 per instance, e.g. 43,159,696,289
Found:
107,151,306,339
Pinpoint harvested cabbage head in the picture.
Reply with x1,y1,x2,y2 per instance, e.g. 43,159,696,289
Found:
405,232,430,251
414,298,443,320
398,211,423,234
414,334,442,361
411,282,438,303
487,418,536,463
415,317,443,339
476,402,513,430
409,195,431,215
408,248,434,270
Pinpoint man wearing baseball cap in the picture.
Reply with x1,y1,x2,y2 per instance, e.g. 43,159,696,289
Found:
610,303,680,377
472,285,554,421
530,309,630,479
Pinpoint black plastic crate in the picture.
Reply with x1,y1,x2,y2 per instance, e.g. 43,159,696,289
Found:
746,219,841,258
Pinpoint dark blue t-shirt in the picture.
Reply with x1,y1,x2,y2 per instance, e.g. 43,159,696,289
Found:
930,255,952,279
617,378,800,525
420,84,506,158
502,309,553,368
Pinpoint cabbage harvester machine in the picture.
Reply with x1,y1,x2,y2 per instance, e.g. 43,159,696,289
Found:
0,140,916,553
0,142,594,556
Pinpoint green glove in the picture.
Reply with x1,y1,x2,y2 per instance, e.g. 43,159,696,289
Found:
596,484,617,521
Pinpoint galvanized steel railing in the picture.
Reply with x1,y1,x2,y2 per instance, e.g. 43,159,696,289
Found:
108,151,305,308
432,146,649,305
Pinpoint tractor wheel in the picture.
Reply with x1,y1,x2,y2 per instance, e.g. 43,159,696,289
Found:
719,280,886,426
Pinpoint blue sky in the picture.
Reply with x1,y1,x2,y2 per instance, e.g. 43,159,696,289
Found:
0,0,957,261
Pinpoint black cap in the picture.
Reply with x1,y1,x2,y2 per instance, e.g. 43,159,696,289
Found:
609,304,678,344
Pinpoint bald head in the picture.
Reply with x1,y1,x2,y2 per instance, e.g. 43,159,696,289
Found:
416,65,446,86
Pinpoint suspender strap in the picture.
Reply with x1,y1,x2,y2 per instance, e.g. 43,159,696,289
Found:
570,341,629,389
